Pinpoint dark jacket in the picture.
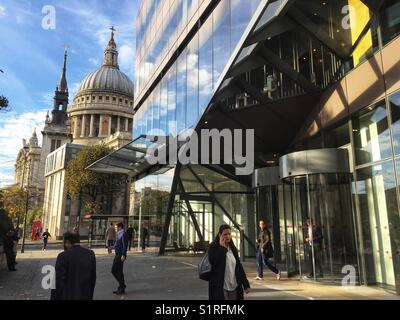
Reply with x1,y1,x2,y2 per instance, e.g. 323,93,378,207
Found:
208,239,250,300
114,230,128,257
51,245,96,300
257,228,274,258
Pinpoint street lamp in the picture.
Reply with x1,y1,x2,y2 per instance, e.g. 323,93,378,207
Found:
20,162,31,254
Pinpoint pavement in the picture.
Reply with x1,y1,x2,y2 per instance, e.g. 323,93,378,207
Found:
0,243,399,300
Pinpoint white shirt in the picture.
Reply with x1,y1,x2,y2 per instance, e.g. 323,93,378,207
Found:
224,246,238,291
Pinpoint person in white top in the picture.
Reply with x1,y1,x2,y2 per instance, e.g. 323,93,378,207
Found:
208,224,251,300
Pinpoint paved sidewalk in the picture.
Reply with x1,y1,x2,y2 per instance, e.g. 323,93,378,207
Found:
0,244,398,300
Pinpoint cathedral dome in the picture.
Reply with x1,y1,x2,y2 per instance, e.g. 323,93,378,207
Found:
75,28,134,99
76,66,134,98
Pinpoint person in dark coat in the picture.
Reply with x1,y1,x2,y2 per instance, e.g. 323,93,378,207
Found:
51,232,96,300
141,226,149,252
208,224,250,300
126,225,135,251
3,230,16,271
111,222,128,295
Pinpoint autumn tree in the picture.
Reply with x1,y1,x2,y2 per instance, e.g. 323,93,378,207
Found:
3,187,27,224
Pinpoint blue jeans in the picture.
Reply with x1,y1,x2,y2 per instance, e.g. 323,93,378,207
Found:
257,249,279,278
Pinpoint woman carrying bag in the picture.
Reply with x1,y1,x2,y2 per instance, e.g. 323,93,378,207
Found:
207,224,250,300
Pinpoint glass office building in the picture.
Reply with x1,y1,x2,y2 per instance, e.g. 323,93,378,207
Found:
90,0,400,293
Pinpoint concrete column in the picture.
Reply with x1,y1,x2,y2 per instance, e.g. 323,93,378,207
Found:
89,114,95,137
108,115,112,136
80,115,86,137
125,118,129,132
73,117,80,138
99,115,103,137
117,116,121,132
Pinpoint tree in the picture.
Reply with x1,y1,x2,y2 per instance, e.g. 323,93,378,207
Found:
65,144,124,216
3,187,27,224
0,95,9,111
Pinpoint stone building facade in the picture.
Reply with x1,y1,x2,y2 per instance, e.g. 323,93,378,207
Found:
42,29,135,239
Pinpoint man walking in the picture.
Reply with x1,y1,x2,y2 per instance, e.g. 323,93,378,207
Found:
305,218,324,279
126,225,135,251
51,232,96,300
111,222,128,295
42,229,51,251
105,222,116,254
255,218,281,280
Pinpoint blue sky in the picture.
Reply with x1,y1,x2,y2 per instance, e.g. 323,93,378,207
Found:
0,0,139,186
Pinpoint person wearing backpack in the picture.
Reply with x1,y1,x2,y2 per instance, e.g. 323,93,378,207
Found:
255,218,281,280
207,224,250,300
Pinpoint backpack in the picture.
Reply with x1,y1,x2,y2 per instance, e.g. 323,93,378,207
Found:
198,251,212,281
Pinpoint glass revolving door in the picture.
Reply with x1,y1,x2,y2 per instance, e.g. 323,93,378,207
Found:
283,173,359,282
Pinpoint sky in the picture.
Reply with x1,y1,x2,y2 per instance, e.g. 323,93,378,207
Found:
0,0,139,186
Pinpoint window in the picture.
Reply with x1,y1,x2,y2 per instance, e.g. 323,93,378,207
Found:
380,0,400,46
352,101,392,165
389,90,400,154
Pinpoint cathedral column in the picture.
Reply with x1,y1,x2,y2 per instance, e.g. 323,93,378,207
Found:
117,116,121,133
80,115,86,137
108,115,112,136
125,118,129,132
89,114,95,137
99,115,104,137
73,117,80,138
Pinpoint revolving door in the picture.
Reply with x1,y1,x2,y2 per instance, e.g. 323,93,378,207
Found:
280,149,360,283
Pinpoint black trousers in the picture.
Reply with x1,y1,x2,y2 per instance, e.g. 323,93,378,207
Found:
5,249,15,270
111,255,126,289
309,244,324,276
128,237,134,251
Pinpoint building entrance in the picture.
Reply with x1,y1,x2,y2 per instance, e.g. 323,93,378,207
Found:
282,173,359,282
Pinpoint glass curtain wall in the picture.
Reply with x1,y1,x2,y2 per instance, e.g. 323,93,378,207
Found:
352,91,400,292
134,0,260,137
130,170,174,250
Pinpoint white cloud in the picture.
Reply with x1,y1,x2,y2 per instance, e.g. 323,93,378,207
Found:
119,44,135,77
0,110,47,186
0,5,7,18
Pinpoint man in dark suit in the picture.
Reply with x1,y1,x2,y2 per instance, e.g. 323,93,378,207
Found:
51,232,96,300
111,222,128,295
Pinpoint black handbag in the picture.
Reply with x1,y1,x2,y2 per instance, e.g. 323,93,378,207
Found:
198,251,212,281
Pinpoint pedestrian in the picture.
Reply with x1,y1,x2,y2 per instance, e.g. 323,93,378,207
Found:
141,225,149,252
51,232,96,300
208,224,250,300
305,217,324,279
3,230,17,271
126,225,135,251
35,229,40,241
111,222,128,295
10,228,20,264
255,218,281,281
105,222,116,254
42,229,51,251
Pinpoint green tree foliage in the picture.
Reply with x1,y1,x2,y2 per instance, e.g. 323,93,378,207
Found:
65,144,112,201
